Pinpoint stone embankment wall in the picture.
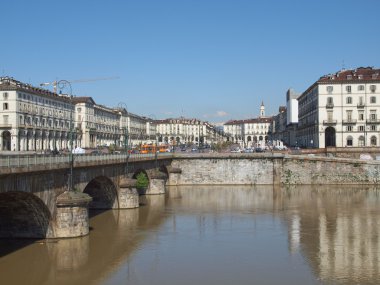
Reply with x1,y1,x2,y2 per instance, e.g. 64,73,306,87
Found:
170,154,380,185
282,155,380,185
171,156,275,185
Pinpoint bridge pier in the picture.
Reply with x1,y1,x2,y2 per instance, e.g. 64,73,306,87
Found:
118,178,139,208
146,170,167,195
166,166,182,186
54,191,92,238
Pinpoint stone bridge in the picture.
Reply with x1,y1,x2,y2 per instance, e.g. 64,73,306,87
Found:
0,154,181,239
1,152,379,239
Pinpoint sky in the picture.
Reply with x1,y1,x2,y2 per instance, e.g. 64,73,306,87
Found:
1,0,379,123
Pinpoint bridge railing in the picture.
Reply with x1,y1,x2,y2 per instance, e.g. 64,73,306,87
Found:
0,152,173,169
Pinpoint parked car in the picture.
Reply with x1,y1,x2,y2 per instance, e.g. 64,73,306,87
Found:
255,147,265,153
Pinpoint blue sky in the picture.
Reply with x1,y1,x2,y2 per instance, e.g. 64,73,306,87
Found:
1,0,379,123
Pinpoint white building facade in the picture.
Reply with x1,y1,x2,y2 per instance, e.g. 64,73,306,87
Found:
297,67,380,148
155,118,224,146
224,102,273,148
0,77,74,151
0,77,154,152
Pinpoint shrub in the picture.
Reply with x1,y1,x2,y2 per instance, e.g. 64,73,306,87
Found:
136,172,149,189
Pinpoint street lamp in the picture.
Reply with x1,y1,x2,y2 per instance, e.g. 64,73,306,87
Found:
155,132,159,168
57,80,74,192
118,102,129,175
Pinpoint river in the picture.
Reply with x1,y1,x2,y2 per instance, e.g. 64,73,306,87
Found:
1,185,380,285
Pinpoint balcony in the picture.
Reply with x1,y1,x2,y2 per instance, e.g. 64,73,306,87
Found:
325,103,334,109
0,123,12,128
342,119,357,124
323,120,337,125
366,119,380,124
357,103,365,108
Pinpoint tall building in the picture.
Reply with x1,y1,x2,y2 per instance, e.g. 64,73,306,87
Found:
297,67,380,148
271,106,287,146
286,89,299,146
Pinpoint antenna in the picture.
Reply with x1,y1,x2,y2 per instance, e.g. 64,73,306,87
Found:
39,76,119,93
342,60,346,71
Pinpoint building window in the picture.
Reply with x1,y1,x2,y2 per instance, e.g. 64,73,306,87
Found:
3,92,8,99
326,86,333,93
327,97,333,104
3,103,8,110
327,111,333,121
3,115,9,124
371,136,377,146
370,96,376,103
358,136,365,146
370,111,377,121
358,85,365,91
370,85,376,93
346,86,351,93
347,125,353,132
347,75,352,80
346,110,353,121
346,97,352,104
359,125,365,131
346,136,353,146
371,125,376,131
358,74,363,80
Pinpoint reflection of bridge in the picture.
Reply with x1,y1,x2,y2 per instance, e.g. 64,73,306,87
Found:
1,152,379,238
0,195,170,285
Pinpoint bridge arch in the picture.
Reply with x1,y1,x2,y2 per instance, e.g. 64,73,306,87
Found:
0,191,51,238
83,176,118,209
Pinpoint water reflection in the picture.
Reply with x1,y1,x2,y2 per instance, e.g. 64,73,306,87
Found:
167,185,380,285
278,185,380,284
0,195,169,285
1,185,380,285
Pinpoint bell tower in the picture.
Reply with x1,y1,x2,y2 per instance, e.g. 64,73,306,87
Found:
260,101,265,117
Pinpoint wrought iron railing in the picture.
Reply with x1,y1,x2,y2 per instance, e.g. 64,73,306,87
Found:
0,152,173,169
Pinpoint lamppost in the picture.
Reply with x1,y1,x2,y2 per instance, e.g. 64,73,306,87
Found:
57,80,74,192
118,102,129,175
155,132,159,168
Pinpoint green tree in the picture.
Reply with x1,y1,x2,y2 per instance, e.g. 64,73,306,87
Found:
136,172,149,189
